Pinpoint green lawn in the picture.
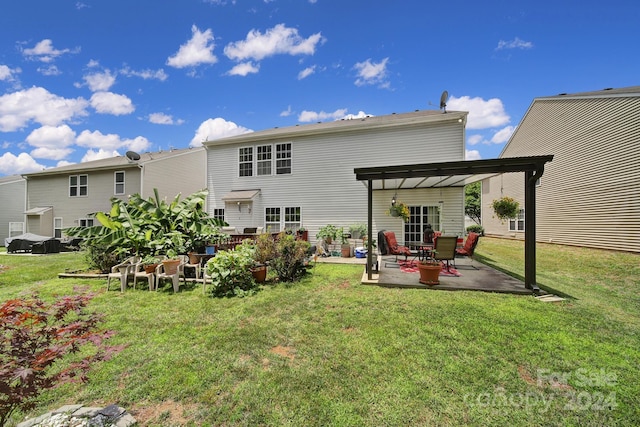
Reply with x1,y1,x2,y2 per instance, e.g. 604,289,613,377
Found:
1,238,639,426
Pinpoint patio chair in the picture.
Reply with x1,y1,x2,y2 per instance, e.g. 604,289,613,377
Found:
106,256,140,292
432,236,458,272
132,255,164,291
455,232,480,269
382,231,411,264
155,259,184,293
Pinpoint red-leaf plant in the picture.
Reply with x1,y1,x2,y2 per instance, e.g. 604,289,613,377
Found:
0,287,124,426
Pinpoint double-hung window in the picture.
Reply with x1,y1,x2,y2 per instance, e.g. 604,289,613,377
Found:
213,209,225,221
239,143,292,177
114,171,125,195
239,147,253,177
69,174,88,197
276,143,292,175
257,145,272,176
54,217,63,238
79,218,94,227
265,206,301,232
509,209,525,231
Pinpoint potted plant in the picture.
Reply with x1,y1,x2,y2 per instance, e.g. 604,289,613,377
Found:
417,255,442,285
340,228,352,258
317,224,339,244
141,254,161,274
348,223,367,240
491,196,519,221
296,227,308,241
388,201,410,222
251,233,276,283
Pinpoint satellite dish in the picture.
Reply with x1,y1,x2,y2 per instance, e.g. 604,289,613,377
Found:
439,90,449,113
125,151,141,162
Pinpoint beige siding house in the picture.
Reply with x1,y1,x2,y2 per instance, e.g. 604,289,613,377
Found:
203,110,468,246
0,175,27,245
482,86,640,253
21,147,206,238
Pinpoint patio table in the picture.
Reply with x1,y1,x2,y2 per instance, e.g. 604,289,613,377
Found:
406,242,434,262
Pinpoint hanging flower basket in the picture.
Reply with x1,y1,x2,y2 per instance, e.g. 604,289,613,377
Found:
388,202,410,222
491,197,519,221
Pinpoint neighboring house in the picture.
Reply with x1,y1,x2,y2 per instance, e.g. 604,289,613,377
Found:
0,175,27,245
20,147,206,238
481,86,640,253
202,110,469,246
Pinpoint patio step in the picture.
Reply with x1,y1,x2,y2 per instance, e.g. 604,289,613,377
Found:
535,294,565,302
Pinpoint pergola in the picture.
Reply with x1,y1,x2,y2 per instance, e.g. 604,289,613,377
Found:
354,155,554,292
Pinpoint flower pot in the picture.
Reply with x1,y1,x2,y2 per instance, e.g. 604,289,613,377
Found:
143,264,158,274
188,252,200,265
162,259,181,275
251,265,267,283
341,244,351,258
418,262,442,285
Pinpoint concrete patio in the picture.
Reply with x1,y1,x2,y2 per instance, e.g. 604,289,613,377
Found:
317,254,538,295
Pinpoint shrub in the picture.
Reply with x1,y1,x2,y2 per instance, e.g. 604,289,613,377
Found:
0,289,122,426
205,241,257,297
271,233,311,283
81,242,121,273
466,225,485,235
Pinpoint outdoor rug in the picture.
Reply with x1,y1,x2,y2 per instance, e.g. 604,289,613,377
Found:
397,260,462,277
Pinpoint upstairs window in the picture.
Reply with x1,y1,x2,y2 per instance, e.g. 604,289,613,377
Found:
276,143,292,175
114,171,125,195
257,145,272,176
239,147,253,177
69,174,88,197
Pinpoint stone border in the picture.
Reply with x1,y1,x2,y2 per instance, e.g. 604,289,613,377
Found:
17,404,136,427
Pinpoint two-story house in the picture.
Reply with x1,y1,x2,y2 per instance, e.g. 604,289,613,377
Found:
481,86,640,253
20,147,206,238
202,109,468,246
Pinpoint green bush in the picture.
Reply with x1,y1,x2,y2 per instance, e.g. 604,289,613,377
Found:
271,233,311,283
205,241,257,297
81,242,121,273
466,225,485,236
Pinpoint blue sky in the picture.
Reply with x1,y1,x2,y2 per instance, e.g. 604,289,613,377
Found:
0,0,638,176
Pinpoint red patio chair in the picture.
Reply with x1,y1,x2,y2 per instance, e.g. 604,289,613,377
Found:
382,231,412,263
456,232,480,258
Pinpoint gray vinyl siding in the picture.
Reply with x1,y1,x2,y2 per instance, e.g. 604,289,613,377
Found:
140,148,206,199
207,119,466,245
0,177,26,245
483,93,640,253
26,168,141,235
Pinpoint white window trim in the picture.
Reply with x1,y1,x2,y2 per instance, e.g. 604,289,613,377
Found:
239,143,293,177
114,171,125,195
69,174,88,197
9,222,24,237
78,218,95,227
509,209,525,232
54,217,63,238
264,206,301,232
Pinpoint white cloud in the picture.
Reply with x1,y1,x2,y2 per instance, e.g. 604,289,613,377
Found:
280,105,293,117
0,87,89,132
467,134,483,146
83,70,116,92
120,67,168,81
491,125,515,144
353,57,389,87
0,152,47,175
21,39,80,63
0,65,21,81
446,95,510,129
81,148,121,163
496,37,533,50
298,65,316,80
298,108,348,122
465,149,481,160
90,92,134,115
189,118,253,146
149,112,184,125
227,62,260,76
342,111,372,120
26,125,76,160
76,129,151,153
167,25,218,69
224,24,324,62
37,65,61,76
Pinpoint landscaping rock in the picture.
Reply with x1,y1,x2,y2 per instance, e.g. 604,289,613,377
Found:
17,404,136,427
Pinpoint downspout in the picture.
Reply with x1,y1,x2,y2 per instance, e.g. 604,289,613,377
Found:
367,179,373,281
137,163,144,196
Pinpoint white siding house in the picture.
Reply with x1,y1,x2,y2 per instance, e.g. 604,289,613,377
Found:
21,147,206,238
482,86,640,253
203,110,468,246
0,175,27,245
